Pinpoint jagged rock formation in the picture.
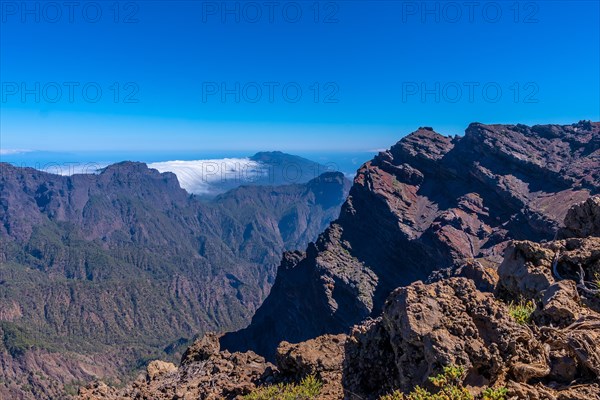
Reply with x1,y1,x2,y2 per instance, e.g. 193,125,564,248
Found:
222,121,600,359
0,161,349,400
80,195,600,400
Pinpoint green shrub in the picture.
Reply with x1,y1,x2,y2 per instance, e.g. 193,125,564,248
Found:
380,366,472,400
429,365,465,387
379,366,508,400
508,299,536,325
243,375,322,400
482,387,508,400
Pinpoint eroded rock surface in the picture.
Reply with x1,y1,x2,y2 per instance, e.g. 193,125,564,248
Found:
342,198,600,399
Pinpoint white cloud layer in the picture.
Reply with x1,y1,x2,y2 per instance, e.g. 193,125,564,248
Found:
148,158,268,194
0,149,31,155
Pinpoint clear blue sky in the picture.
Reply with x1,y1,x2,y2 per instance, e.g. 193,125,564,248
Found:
1,0,599,153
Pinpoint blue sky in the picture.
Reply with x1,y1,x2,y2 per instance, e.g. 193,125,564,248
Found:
1,0,599,153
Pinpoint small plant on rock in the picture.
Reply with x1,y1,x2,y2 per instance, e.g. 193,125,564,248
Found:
429,365,465,387
482,387,508,400
508,299,536,325
380,365,473,400
243,374,322,400
594,273,600,298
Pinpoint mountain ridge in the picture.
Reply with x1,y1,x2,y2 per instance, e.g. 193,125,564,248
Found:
0,158,351,399
221,121,600,359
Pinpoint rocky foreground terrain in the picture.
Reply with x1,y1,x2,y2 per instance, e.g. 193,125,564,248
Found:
77,122,599,399
0,157,350,399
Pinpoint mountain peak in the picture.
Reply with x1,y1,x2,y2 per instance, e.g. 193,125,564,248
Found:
100,161,152,174
249,151,321,167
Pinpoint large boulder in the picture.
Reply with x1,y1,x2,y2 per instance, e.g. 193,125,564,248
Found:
276,334,346,378
558,196,600,238
276,334,347,399
499,236,600,310
536,280,582,326
497,240,557,299
146,360,177,381
181,332,221,364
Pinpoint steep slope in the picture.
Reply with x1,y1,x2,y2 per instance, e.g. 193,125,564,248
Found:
0,162,349,399
222,121,600,359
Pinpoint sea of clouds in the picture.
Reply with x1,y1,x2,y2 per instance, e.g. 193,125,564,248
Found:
148,158,270,195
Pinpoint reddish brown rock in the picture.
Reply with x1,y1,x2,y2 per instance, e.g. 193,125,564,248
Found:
537,280,582,325
181,332,221,364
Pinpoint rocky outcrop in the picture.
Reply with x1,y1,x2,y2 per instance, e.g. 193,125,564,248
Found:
78,333,349,400
558,195,600,238
79,346,276,400
276,334,347,399
344,278,549,397
146,360,178,381
498,235,600,310
223,121,600,359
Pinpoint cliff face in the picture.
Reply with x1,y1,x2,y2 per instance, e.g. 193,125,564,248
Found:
222,121,600,359
0,162,349,400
